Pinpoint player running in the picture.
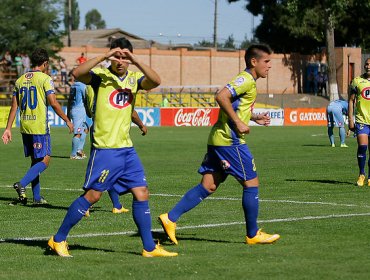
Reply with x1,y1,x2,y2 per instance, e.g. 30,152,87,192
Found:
159,44,280,248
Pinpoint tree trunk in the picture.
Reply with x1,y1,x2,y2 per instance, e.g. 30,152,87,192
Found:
326,18,339,101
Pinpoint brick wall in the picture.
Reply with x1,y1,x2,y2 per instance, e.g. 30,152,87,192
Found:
58,46,362,95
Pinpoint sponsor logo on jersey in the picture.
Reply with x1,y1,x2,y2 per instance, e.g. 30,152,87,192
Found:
360,87,370,100
109,88,133,109
25,73,34,79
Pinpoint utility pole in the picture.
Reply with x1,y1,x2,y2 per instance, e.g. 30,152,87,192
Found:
68,0,72,47
213,0,217,49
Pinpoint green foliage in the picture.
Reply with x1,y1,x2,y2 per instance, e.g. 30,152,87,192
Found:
228,0,370,54
85,9,106,30
223,34,236,49
0,0,64,57
0,126,369,279
63,0,80,31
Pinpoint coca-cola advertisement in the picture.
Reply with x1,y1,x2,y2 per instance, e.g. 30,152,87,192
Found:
161,108,220,127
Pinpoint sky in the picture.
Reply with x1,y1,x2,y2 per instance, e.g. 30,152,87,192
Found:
76,0,261,46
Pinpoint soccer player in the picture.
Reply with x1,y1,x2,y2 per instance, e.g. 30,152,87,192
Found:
348,57,370,187
326,99,349,147
1,48,73,205
48,37,177,257
159,44,280,247
67,74,88,159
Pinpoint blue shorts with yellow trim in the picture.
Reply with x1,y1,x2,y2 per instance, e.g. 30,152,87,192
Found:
83,147,147,194
22,133,51,159
198,144,257,182
355,123,370,136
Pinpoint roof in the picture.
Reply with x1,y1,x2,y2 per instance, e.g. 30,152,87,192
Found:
62,28,159,49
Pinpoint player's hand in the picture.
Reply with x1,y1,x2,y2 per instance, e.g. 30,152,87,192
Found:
2,129,12,144
234,120,250,136
255,112,271,126
139,125,148,136
66,121,74,134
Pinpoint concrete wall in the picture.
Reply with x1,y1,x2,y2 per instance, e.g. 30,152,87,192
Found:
58,46,362,95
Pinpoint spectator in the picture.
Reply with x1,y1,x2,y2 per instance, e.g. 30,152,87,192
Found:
14,53,23,77
317,72,328,96
22,53,31,74
76,52,87,65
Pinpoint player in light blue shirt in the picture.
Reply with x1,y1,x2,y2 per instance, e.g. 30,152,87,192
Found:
326,99,349,147
67,75,88,159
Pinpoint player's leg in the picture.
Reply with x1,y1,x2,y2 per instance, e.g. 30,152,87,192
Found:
14,135,50,204
107,188,129,213
355,124,369,186
326,109,335,146
70,112,84,159
130,186,177,257
30,157,49,204
339,127,347,147
328,126,335,146
48,190,97,257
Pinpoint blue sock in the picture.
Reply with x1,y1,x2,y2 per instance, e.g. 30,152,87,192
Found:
78,132,87,152
71,136,79,156
31,177,41,201
357,145,367,175
328,127,334,145
242,187,259,238
132,200,155,252
54,196,91,242
20,162,47,188
339,127,346,144
108,188,122,209
168,184,211,222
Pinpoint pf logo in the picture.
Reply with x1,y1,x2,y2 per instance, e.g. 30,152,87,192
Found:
361,87,370,100
109,88,133,109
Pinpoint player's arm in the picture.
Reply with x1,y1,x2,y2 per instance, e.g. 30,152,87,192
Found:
67,90,73,119
348,93,356,132
47,94,74,134
121,49,161,90
1,95,18,144
251,112,271,126
132,110,147,136
216,87,250,135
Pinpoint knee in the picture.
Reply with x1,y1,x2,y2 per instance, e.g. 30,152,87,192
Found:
84,190,102,204
133,187,149,201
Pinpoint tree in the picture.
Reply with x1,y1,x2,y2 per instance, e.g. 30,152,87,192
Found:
0,0,63,57
85,9,106,30
223,35,236,49
63,0,80,31
227,0,369,101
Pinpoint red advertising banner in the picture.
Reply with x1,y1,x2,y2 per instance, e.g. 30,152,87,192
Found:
161,108,220,126
284,108,327,126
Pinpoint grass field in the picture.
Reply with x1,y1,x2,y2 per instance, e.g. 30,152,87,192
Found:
0,126,369,280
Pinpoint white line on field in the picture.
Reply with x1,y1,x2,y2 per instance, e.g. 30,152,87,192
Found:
1,185,369,208
0,212,369,242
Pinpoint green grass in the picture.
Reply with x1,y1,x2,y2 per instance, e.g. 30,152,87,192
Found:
0,126,369,280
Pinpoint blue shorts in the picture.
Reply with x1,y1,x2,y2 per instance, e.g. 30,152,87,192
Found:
71,108,87,135
83,147,147,194
326,106,345,127
355,123,370,136
198,144,257,182
22,133,51,159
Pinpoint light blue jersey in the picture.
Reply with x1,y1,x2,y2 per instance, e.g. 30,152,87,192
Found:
70,81,86,109
326,99,348,127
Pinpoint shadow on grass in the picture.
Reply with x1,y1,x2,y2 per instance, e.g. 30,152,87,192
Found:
286,178,354,185
0,239,115,255
51,155,73,159
0,196,70,210
301,144,329,147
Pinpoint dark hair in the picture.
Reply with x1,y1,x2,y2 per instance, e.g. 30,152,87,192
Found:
110,37,133,52
244,44,272,68
30,48,49,67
